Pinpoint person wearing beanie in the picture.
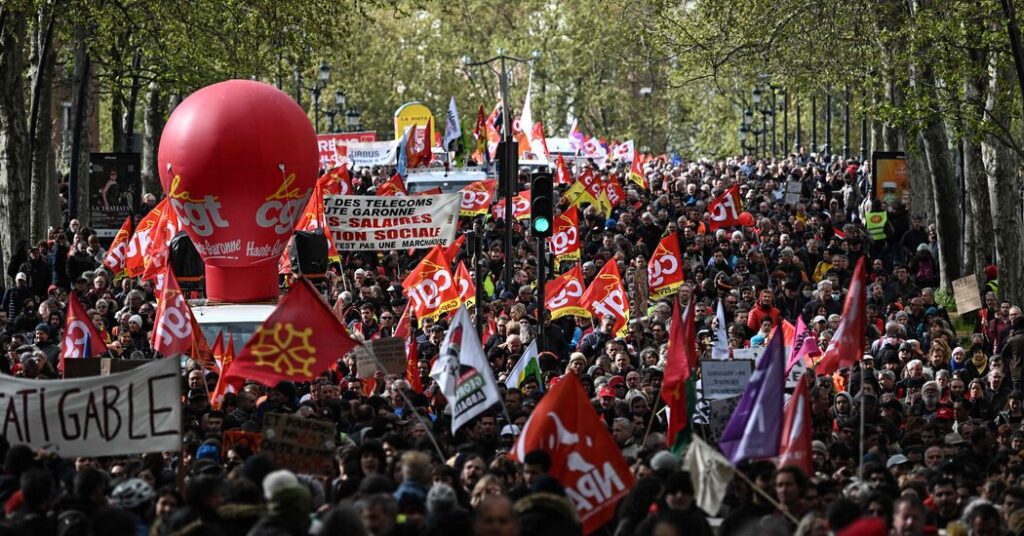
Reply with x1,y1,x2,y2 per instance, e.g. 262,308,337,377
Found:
424,483,471,536
31,323,59,370
249,476,311,536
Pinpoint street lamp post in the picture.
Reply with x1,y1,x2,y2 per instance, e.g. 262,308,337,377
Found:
843,84,851,159
335,91,346,131
783,89,789,157
769,86,777,159
812,95,818,154
345,107,361,132
325,108,336,133
795,95,802,153
462,50,539,307
860,93,868,163
825,91,833,158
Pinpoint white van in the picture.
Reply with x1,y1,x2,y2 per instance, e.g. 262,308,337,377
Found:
191,302,277,354
405,168,489,194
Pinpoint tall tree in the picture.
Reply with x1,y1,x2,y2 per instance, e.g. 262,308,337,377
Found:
0,4,32,286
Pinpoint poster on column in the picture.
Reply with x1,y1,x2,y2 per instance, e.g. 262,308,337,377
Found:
324,194,460,252
0,358,181,457
89,153,142,239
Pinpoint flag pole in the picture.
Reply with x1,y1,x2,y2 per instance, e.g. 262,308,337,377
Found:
858,362,865,479
642,374,667,448
732,464,800,525
367,351,446,461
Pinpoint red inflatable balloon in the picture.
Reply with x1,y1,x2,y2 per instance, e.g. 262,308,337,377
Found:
158,80,317,302
738,212,756,227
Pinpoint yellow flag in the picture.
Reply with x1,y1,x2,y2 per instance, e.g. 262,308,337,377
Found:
597,190,613,218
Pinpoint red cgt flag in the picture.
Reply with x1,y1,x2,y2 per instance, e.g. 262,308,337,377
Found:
460,179,497,217
102,216,133,276
224,277,359,386
514,373,635,534
548,206,581,267
376,173,408,196
648,232,684,300
579,261,630,337
211,334,242,409
545,265,589,320
778,372,814,475
394,304,423,394
555,154,573,186
707,184,744,231
815,257,867,376
60,292,108,372
402,245,461,321
455,261,476,308
125,198,171,278
152,267,196,357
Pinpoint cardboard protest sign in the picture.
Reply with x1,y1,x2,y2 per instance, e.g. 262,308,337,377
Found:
351,338,405,378
707,395,742,441
700,359,754,400
260,413,336,474
324,194,460,252
953,275,982,314
784,180,802,205
0,358,180,457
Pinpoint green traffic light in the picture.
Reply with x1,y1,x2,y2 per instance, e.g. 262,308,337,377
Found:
533,218,550,233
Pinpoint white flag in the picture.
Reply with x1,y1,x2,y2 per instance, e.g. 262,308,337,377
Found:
712,299,731,360
684,436,735,516
431,306,502,434
443,96,462,151
519,73,548,164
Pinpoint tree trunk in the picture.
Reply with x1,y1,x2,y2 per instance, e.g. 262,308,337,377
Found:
69,23,92,227
110,87,125,153
29,4,56,242
141,81,165,197
123,50,142,153
983,51,1024,306
963,136,992,278
0,8,32,287
918,110,961,292
906,133,933,221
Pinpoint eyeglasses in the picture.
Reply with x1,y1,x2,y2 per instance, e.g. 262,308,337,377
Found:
381,316,393,320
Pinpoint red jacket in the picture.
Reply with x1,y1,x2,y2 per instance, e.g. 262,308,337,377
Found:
747,304,781,331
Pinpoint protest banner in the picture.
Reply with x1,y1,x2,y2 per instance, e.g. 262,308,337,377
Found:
784,180,802,205
222,430,261,456
352,337,407,378
324,194,460,252
316,132,379,170
700,359,754,400
260,412,336,474
0,358,180,457
342,140,400,169
953,275,983,314
707,395,742,441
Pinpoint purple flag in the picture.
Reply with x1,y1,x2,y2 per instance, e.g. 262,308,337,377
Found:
719,329,785,464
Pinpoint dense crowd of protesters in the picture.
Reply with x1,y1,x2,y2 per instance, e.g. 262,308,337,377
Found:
0,146,1013,536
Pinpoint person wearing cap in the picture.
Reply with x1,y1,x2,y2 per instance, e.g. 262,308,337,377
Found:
1,272,32,319
596,385,616,411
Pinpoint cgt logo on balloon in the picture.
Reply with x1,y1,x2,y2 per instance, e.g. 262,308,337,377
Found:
168,174,309,260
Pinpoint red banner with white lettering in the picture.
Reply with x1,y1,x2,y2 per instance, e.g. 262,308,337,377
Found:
460,179,497,217
648,232,684,300
545,266,589,320
579,261,630,337
455,261,476,308
152,267,195,357
548,206,581,267
102,216,132,276
707,184,743,231
605,174,625,207
60,293,108,372
514,373,634,534
125,198,171,278
402,245,461,321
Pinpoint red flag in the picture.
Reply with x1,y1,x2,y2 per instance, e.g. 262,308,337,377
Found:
482,317,497,343
444,233,467,265
459,179,497,217
125,198,171,278
815,257,867,375
60,292,108,371
142,203,182,281
455,261,476,308
188,314,218,372
555,154,573,186
514,373,635,534
402,245,461,321
662,297,697,452
395,304,423,394
320,165,353,195
102,216,133,275
548,206,581,267
605,174,625,207
628,150,646,188
578,169,603,203
648,232,684,300
579,261,630,337
152,267,195,357
512,190,531,220
210,331,225,368
778,373,814,475
545,266,589,320
531,121,550,159
376,173,408,196
406,118,434,168
211,334,242,409
707,184,744,231
225,277,360,385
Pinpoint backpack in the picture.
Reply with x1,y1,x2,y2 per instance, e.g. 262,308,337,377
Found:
875,340,900,368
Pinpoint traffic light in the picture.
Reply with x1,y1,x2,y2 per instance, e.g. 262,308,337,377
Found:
531,173,553,237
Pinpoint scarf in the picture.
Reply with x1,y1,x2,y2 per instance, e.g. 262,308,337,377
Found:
971,353,988,375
